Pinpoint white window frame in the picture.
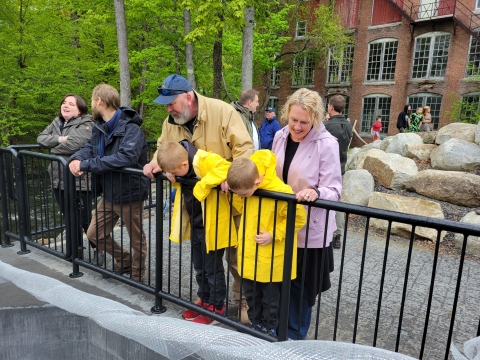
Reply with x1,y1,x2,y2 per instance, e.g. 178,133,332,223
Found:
292,53,315,86
477,0,480,9
360,94,392,134
466,29,480,76
365,38,399,82
411,32,451,80
406,92,442,130
326,45,354,84
295,21,307,39
270,66,280,87
459,92,480,122
268,97,279,114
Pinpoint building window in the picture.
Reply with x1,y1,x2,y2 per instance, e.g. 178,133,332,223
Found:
325,96,350,119
459,93,480,123
270,66,280,87
361,95,391,134
296,21,307,38
477,0,480,9
366,39,398,81
292,53,315,86
412,32,451,79
268,97,279,114
466,30,480,76
407,93,442,130
327,45,354,84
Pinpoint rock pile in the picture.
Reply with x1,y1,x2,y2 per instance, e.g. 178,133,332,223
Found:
343,123,480,255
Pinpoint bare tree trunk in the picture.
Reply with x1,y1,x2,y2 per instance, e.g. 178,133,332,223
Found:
114,0,131,107
213,26,223,99
241,6,254,91
184,10,196,89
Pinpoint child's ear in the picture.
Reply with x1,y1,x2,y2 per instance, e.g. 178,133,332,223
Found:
182,161,189,168
254,178,261,187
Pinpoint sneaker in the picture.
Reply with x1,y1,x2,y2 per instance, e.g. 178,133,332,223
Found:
239,300,249,324
92,251,104,267
333,234,341,249
192,304,225,325
182,299,205,320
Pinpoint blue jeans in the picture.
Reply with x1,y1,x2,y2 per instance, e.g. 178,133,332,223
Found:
287,276,312,340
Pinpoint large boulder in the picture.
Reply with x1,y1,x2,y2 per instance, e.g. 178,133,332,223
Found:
435,122,478,145
362,152,418,189
380,136,394,151
361,140,383,152
405,169,480,207
430,138,480,171
346,147,362,171
402,143,437,161
368,192,446,242
342,169,375,206
454,211,480,256
385,133,423,155
356,148,385,169
475,124,480,145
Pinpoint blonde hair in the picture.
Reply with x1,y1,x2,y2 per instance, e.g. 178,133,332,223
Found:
92,84,120,110
156,142,188,172
280,88,324,129
423,106,430,115
227,157,259,191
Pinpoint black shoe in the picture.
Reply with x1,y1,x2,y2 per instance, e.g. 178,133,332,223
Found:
333,234,341,249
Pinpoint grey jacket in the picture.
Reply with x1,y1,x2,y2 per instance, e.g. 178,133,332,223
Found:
231,101,260,147
37,114,94,190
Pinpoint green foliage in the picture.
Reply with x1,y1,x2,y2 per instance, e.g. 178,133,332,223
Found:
446,93,480,125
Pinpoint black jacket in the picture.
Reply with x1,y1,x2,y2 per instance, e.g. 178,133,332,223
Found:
324,114,353,175
397,104,411,130
70,107,149,204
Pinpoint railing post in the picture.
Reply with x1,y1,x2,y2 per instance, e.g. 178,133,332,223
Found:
277,200,297,341
15,153,30,254
68,166,83,278
0,152,13,247
151,177,166,314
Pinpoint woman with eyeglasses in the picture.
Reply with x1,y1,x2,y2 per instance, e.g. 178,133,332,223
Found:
37,94,101,264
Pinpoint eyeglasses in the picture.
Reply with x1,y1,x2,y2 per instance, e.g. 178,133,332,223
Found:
157,87,188,96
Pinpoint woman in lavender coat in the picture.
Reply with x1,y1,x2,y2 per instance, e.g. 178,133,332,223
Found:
271,88,342,340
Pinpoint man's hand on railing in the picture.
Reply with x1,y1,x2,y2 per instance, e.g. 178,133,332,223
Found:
69,159,83,176
143,163,161,179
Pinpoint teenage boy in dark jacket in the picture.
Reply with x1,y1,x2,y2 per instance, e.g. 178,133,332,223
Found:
396,104,411,133
69,84,149,282
324,95,353,250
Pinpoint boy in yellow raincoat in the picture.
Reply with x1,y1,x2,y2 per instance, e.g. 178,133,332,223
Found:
226,150,306,336
157,141,237,325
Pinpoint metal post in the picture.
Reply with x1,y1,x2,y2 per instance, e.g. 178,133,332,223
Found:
151,177,166,314
0,153,13,247
277,200,297,341
15,152,30,254
68,166,83,278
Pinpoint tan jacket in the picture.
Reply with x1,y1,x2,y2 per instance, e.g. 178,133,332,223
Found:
151,92,255,164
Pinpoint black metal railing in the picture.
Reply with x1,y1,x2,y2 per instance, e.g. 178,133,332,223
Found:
1,148,480,359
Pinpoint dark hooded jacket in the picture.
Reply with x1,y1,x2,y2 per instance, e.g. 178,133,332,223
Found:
70,107,149,204
397,104,411,130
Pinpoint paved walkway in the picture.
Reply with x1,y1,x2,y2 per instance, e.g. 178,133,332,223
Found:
1,218,479,360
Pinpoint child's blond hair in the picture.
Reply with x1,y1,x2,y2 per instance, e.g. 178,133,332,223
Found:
227,157,259,191
156,142,188,172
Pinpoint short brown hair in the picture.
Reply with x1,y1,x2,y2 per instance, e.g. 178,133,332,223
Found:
156,142,188,172
328,95,346,113
58,93,88,118
227,157,259,191
238,89,259,106
92,84,120,110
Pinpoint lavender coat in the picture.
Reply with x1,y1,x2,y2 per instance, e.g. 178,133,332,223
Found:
272,125,342,248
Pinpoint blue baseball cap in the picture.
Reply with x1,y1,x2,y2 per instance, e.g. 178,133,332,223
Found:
266,107,275,112
153,74,193,105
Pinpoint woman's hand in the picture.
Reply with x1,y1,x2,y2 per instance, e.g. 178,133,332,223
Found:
296,188,319,202
255,230,273,246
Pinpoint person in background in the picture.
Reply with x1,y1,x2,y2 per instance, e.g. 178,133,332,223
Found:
37,94,100,264
259,107,281,150
323,95,353,250
272,88,342,340
69,84,149,282
409,106,423,133
371,116,382,140
396,104,411,133
420,106,432,131
144,74,254,323
231,89,261,151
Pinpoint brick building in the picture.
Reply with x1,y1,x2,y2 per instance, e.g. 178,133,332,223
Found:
266,0,480,146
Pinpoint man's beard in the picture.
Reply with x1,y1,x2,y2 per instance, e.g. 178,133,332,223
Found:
171,103,191,125
92,108,103,121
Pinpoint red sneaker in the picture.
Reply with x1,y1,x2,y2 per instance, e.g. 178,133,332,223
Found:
192,304,225,325
182,299,206,320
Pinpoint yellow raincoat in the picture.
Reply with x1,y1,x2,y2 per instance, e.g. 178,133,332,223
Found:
232,150,307,282
169,150,237,253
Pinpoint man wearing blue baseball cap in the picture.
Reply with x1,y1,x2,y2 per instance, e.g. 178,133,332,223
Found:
144,74,254,324
259,107,281,150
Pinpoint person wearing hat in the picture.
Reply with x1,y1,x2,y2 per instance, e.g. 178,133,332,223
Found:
231,89,261,151
143,74,254,324
259,107,281,150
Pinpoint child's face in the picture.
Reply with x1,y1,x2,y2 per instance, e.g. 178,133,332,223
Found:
168,162,189,177
417,108,423,114
231,186,256,198
376,118,382,123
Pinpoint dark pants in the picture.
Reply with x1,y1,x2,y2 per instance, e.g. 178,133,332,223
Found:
191,227,226,310
243,279,280,330
287,276,312,340
53,188,94,248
